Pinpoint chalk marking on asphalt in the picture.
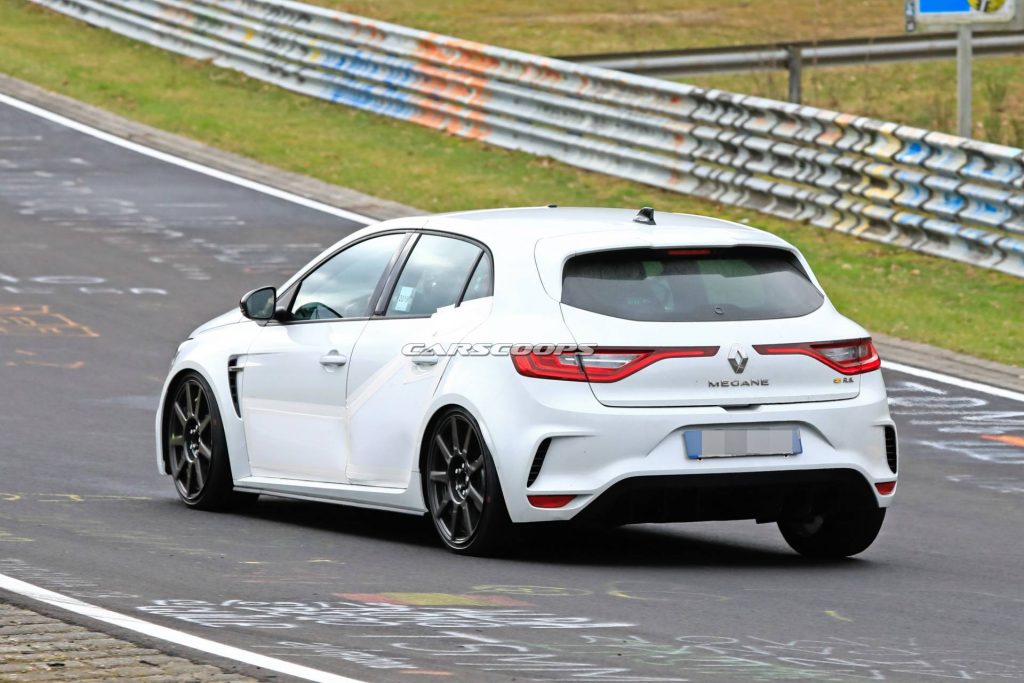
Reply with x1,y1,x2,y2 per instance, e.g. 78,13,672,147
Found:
0,304,99,338
0,93,379,226
883,360,1024,403
0,573,368,683
824,610,852,622
5,96,1022,405
981,434,1024,447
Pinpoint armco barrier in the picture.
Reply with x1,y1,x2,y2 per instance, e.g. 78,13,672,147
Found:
30,0,1024,277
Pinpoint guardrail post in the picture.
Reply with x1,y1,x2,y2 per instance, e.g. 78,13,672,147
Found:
787,45,803,104
957,25,973,138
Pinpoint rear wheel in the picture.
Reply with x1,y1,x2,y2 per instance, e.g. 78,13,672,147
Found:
778,507,886,559
424,408,512,555
165,371,253,511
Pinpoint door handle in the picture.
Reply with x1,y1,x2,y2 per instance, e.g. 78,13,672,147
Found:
411,354,439,366
319,351,348,367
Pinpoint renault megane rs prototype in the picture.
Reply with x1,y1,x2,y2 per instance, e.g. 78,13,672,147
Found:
156,207,898,557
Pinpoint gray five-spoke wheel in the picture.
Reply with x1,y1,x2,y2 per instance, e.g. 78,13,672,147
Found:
168,378,213,502
427,413,487,546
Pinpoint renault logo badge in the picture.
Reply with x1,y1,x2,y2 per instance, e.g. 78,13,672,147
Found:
728,345,748,374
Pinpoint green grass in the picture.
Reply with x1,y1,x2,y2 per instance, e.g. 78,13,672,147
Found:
311,0,906,54
688,56,1024,146
1,0,1022,365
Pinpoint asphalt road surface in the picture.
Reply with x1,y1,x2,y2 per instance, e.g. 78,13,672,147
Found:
1,99,1023,683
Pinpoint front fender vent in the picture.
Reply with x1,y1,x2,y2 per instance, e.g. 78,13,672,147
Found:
227,357,243,418
527,438,551,488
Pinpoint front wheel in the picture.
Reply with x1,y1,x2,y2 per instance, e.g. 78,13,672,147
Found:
423,408,512,556
778,507,886,559
165,371,253,511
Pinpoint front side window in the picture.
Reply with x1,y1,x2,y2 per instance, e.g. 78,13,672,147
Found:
561,247,824,322
386,235,482,317
291,233,405,320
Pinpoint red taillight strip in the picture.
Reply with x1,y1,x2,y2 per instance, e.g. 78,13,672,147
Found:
583,347,719,383
511,351,588,382
512,346,719,383
752,338,881,375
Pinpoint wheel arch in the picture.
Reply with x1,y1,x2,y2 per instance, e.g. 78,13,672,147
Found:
417,403,465,499
158,366,218,474
417,401,506,504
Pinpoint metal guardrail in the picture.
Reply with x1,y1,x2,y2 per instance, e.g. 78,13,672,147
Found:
560,31,1024,105
559,31,1024,76
30,0,1024,277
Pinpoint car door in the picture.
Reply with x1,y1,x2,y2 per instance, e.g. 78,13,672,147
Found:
239,232,408,482
346,233,493,487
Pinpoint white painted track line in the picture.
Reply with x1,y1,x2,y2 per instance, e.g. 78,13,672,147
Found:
0,93,378,225
883,360,1024,403
0,573,367,683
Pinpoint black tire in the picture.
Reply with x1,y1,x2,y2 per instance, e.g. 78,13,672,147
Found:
165,371,255,511
778,507,886,559
423,408,513,556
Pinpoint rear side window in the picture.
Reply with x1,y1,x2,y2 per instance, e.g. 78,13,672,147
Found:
561,247,824,322
385,235,482,317
462,253,493,302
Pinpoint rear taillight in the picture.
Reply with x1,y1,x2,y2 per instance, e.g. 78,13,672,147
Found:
512,347,719,383
752,338,880,375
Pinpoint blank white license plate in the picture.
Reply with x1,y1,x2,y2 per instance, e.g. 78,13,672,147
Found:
684,427,802,459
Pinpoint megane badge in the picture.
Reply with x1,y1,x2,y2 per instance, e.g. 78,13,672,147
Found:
728,345,748,374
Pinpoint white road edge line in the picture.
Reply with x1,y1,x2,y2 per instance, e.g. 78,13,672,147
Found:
0,573,367,683
0,93,378,226
883,360,1024,403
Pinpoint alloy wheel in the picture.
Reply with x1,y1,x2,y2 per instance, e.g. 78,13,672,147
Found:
167,379,214,502
426,413,487,546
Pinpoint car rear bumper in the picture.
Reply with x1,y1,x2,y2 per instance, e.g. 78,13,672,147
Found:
455,366,897,524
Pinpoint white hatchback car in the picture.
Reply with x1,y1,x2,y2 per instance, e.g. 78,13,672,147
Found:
156,207,898,557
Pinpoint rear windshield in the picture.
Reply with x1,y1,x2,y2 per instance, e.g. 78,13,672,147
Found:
561,247,824,322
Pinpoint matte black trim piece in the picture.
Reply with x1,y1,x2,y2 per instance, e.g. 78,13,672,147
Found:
456,250,486,308
372,233,417,317
267,316,373,327
527,438,551,488
374,233,419,316
884,426,898,475
574,469,878,526
227,357,242,418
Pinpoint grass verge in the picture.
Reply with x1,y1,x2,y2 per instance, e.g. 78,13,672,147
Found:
688,56,1024,146
311,0,905,54
0,0,1021,365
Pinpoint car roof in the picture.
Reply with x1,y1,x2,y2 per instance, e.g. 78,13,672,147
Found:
420,206,789,248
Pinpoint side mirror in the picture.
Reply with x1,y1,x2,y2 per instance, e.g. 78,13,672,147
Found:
239,286,277,321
